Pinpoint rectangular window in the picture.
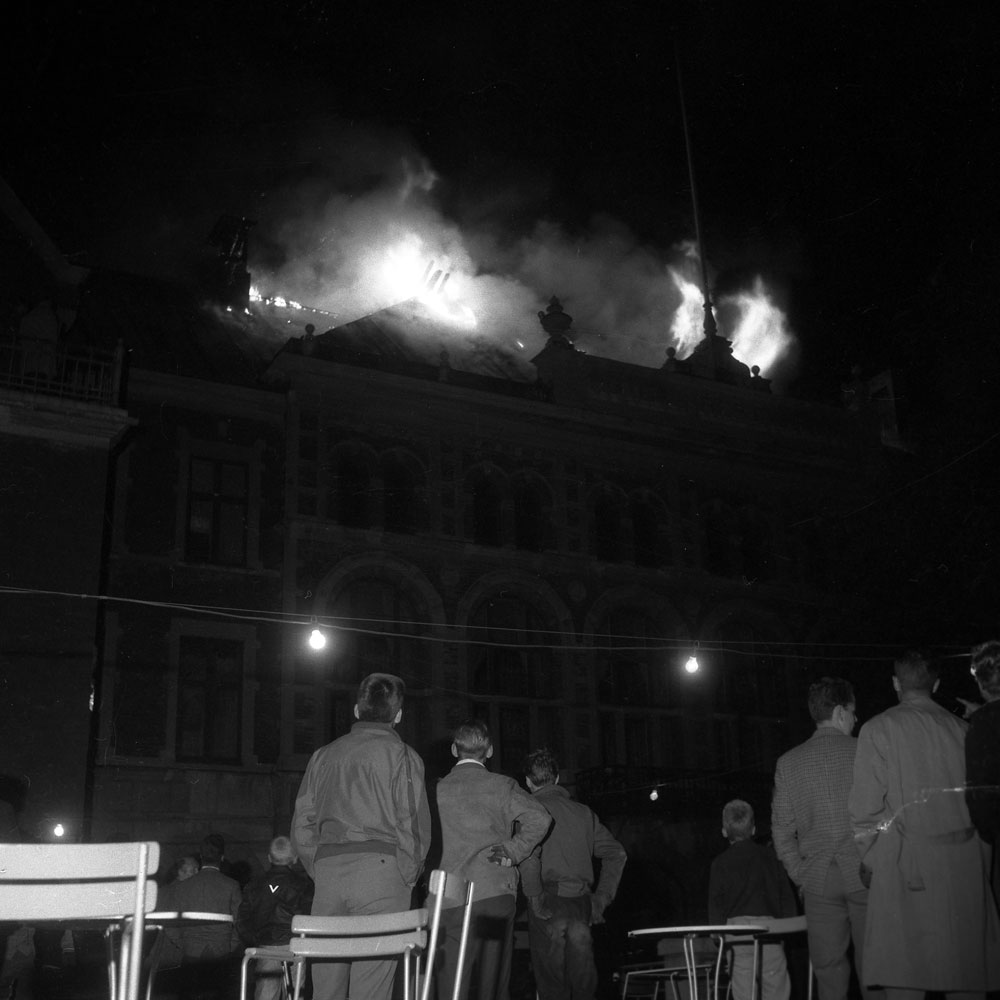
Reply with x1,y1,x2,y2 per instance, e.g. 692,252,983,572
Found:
294,690,320,755
186,457,248,565
177,637,243,763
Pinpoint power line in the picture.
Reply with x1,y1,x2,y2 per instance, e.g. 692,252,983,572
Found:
0,584,974,662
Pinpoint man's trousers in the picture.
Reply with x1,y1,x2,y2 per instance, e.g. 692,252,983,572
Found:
311,853,412,1000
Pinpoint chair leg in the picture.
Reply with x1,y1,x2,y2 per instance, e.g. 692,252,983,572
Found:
241,954,252,1000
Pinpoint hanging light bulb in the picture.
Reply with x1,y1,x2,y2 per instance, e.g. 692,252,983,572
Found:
307,618,328,651
684,654,700,674
649,788,659,802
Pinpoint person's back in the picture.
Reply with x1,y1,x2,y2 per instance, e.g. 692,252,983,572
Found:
850,649,1000,997
171,836,241,960
435,720,550,1000
291,672,430,1000
237,838,314,948
771,676,873,1000
237,837,314,1000
519,747,626,1000
708,800,795,1000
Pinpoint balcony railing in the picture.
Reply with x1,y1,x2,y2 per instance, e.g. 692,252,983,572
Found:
0,336,125,406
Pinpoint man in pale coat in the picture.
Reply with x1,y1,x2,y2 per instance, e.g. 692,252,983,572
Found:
435,719,551,1000
772,676,874,1000
849,649,1000,999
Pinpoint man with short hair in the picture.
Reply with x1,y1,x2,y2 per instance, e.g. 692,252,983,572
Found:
849,650,1000,999
519,747,626,1000
292,673,431,1000
236,836,314,1000
435,719,551,1000
772,676,872,1000
164,833,242,998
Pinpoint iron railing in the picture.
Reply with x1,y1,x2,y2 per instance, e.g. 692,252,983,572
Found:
0,336,125,406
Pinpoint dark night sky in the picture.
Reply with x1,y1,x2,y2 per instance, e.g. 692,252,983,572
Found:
5,1,1000,412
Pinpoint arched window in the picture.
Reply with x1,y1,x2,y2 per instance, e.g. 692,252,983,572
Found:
591,487,624,562
382,451,424,534
701,498,739,577
713,620,786,716
739,506,773,582
630,491,670,568
593,605,675,768
328,445,375,528
467,592,562,773
327,577,430,686
512,474,553,552
466,467,506,546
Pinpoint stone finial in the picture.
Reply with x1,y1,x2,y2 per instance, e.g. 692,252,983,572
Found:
302,323,316,355
538,296,573,338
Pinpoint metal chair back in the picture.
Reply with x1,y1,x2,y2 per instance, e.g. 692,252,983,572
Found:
288,908,429,1000
0,841,160,1000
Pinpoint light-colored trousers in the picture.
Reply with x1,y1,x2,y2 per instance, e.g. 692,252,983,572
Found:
311,853,412,1000
728,916,790,1000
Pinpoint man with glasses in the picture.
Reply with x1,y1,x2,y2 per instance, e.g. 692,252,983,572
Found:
772,677,873,1000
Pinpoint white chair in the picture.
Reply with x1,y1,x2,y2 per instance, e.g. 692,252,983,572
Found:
244,868,474,1000
421,868,475,1000
287,908,429,1000
0,841,160,1000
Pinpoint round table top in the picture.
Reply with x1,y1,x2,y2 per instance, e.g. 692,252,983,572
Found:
628,924,768,938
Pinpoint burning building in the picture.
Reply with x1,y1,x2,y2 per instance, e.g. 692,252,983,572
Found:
2,193,890,923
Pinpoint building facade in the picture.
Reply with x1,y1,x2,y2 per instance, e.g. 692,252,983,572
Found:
80,294,884,862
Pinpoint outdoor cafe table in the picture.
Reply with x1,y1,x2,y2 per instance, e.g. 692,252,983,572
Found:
627,924,768,1000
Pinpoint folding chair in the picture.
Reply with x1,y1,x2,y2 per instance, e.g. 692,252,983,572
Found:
619,936,717,999
0,841,160,1000
240,942,297,1000
421,868,475,1000
287,908,429,1000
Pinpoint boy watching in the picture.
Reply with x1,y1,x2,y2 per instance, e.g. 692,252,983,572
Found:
236,836,314,1000
708,800,796,1000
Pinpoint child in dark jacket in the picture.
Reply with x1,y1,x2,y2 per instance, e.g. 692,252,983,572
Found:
236,836,314,1000
708,800,796,1000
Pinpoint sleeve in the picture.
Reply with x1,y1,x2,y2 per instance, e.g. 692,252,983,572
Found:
591,814,627,904
393,745,432,886
291,755,319,878
519,843,544,898
848,720,888,861
771,757,802,885
707,856,728,925
501,783,553,864
773,851,798,918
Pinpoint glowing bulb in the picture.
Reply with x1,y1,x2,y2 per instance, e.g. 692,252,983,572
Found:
308,628,327,651
53,823,65,838
649,789,659,802
684,655,700,674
